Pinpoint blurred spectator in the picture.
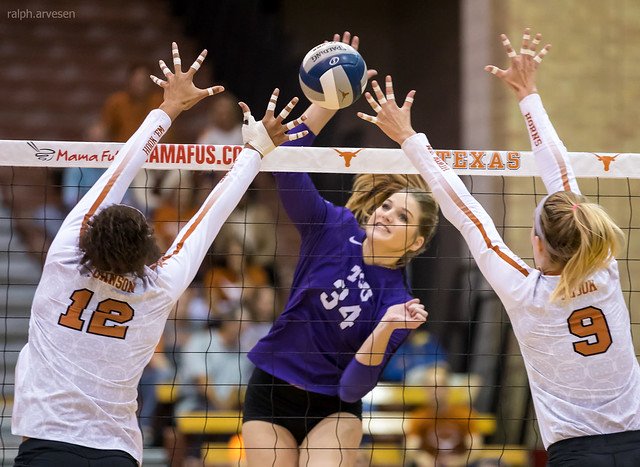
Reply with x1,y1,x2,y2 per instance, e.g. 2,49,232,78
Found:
216,189,278,279
137,337,173,446
381,328,449,387
175,308,252,464
405,402,485,467
102,63,164,142
0,167,65,265
203,236,270,317
100,62,180,214
196,92,243,145
240,285,279,350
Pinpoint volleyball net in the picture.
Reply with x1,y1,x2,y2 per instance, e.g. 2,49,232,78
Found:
1,141,638,465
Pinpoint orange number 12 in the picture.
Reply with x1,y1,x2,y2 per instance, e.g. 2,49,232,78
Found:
58,288,134,339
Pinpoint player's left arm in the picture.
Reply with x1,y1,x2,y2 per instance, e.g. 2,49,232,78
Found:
338,298,426,402
485,28,580,195
158,90,307,302
359,76,533,310
48,43,222,263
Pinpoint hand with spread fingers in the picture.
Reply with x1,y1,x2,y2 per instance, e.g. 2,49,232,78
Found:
484,28,552,100
329,31,377,82
151,42,225,121
357,75,417,145
239,89,307,157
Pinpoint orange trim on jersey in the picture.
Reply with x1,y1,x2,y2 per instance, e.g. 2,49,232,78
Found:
439,175,529,277
549,140,571,191
160,185,223,263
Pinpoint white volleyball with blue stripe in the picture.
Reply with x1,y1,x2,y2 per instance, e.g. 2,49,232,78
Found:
299,41,367,110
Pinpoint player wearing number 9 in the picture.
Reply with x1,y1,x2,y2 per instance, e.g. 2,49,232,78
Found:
241,32,438,467
11,43,307,467
360,28,640,466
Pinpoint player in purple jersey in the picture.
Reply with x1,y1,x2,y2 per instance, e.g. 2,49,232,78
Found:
241,32,439,467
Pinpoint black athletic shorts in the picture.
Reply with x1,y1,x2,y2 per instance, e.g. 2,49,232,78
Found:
242,367,363,445
547,430,640,467
14,438,137,467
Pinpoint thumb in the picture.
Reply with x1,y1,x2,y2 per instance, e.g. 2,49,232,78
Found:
485,65,505,77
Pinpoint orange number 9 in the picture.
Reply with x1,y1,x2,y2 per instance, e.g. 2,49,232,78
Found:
567,306,612,356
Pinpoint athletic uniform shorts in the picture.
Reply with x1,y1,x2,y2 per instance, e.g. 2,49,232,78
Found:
547,430,640,467
242,367,363,445
14,438,137,467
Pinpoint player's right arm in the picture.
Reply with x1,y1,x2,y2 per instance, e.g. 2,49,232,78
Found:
47,43,224,263
359,77,533,310
157,90,307,302
272,31,378,237
485,29,580,195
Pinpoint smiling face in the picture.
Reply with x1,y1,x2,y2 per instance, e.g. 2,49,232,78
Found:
364,192,425,265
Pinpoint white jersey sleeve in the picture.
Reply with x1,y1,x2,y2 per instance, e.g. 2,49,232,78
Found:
47,109,171,264
155,148,262,302
402,133,533,310
519,93,580,194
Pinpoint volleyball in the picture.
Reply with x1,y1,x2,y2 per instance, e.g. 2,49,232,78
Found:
299,41,368,110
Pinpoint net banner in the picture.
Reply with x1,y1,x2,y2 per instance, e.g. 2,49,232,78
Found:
0,140,638,178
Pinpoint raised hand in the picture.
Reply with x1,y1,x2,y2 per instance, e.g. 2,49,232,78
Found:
151,42,224,120
330,31,377,81
382,298,428,330
484,28,552,100
239,89,307,157
357,75,417,145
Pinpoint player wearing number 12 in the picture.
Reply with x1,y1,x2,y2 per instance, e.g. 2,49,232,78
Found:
360,29,640,466
11,43,307,466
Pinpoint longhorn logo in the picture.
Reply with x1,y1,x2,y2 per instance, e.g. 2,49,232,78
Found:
333,148,363,168
593,153,619,172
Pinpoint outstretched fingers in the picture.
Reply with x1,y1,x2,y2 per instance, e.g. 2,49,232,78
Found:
520,28,536,56
357,111,378,125
159,60,173,78
266,89,279,116
484,64,507,77
402,90,416,109
287,127,309,141
171,42,183,74
150,74,167,88
371,80,387,105
202,85,224,97
278,96,299,122
189,49,207,75
534,44,551,64
365,92,382,113
385,75,396,101
501,34,517,58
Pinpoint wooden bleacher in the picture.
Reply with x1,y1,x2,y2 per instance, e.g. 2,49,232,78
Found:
159,378,532,466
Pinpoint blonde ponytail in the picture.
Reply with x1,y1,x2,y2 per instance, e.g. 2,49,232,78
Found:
539,191,625,301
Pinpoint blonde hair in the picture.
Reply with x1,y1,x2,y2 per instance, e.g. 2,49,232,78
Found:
538,191,625,301
345,174,439,267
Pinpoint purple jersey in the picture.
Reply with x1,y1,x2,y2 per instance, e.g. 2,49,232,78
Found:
248,127,413,397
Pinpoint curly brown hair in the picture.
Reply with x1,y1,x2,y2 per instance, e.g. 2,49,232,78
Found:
79,205,160,277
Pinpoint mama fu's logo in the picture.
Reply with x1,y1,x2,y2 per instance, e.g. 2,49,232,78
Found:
27,141,55,161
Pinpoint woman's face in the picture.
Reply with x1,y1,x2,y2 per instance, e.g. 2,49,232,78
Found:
365,192,424,258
